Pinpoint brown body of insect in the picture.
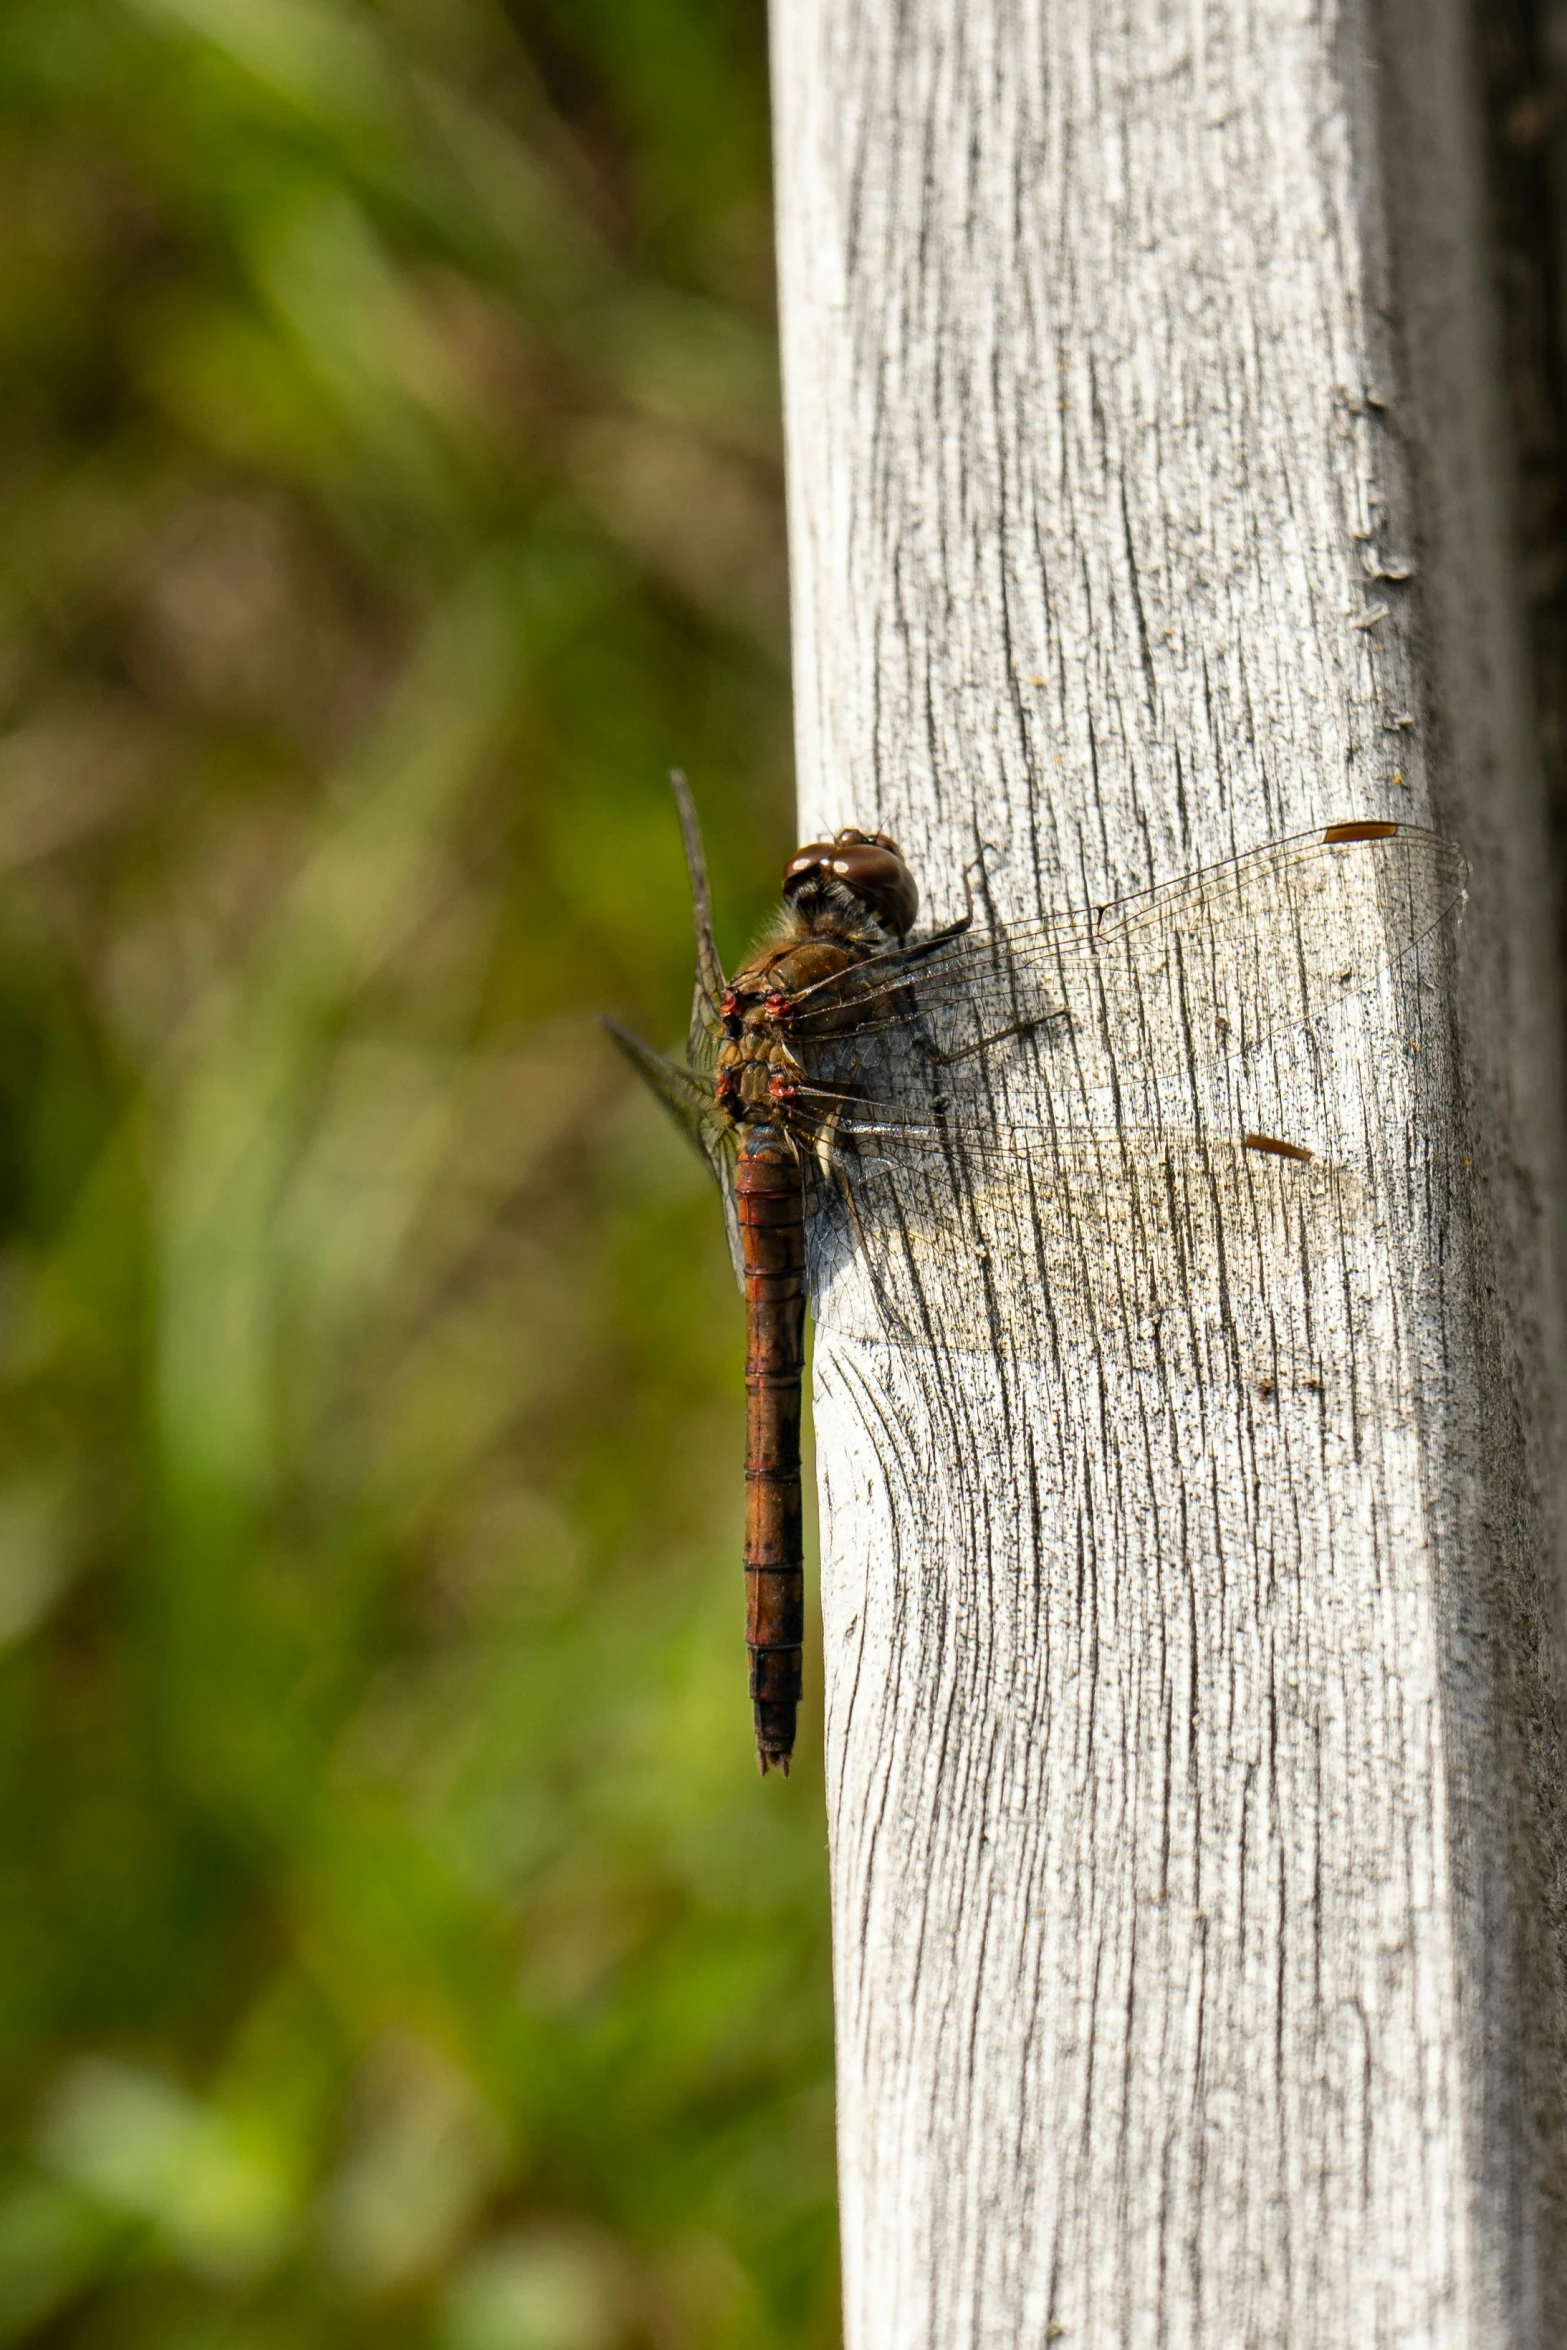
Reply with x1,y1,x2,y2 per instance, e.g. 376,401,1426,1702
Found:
717,842,918,1772
606,781,918,1775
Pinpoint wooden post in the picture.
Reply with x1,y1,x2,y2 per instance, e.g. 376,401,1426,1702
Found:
771,1,1567,2339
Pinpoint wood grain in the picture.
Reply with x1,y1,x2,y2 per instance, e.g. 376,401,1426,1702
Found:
770,0,1567,2339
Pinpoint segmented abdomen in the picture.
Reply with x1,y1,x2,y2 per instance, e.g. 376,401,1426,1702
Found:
736,1125,807,1775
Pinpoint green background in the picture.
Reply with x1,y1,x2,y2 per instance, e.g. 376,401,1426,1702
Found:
0,1,833,2344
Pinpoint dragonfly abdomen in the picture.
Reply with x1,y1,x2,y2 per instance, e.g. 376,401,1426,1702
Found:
736,1125,807,1775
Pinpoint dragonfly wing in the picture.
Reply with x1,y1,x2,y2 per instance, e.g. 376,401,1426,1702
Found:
787,820,1466,1129
781,906,1095,1046
702,1124,745,1292
807,1114,1356,1366
1089,819,1468,1071
671,770,727,1065
603,1015,713,1146
602,1017,744,1289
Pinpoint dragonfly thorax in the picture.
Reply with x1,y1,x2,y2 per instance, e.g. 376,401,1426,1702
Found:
715,926,885,1131
720,927,875,1030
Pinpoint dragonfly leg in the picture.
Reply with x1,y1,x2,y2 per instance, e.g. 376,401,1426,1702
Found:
899,915,973,966
927,1008,1070,1068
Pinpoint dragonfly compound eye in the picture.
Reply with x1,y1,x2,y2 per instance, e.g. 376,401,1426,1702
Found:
782,836,918,939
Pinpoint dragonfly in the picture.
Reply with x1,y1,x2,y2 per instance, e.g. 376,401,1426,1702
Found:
605,773,1467,1775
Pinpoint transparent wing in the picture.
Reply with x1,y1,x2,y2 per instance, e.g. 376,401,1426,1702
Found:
808,1125,1359,1371
784,821,1467,1129
777,1080,1322,1171
602,1017,743,1289
671,769,726,1066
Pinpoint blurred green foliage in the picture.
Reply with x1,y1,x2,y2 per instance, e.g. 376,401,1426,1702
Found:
0,0,831,2343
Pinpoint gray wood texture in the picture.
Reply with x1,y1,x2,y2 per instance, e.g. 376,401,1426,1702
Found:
769,1,1567,2341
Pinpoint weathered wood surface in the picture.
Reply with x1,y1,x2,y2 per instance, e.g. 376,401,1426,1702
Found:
769,0,1567,2341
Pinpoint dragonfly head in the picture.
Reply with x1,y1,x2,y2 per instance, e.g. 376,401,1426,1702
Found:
782,828,918,941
